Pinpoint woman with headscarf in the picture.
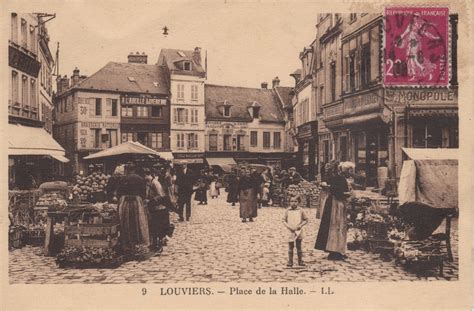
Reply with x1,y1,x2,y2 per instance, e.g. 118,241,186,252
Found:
116,165,151,252
238,166,259,222
315,161,352,260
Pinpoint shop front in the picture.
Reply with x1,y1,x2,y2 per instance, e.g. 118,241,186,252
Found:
324,88,391,187
296,121,317,181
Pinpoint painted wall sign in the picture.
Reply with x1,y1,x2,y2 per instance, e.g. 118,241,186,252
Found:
121,96,167,105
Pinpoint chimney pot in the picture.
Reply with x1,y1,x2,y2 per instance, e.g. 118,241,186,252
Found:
272,76,280,88
193,47,202,66
261,82,268,89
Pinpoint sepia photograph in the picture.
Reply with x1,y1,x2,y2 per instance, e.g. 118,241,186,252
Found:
2,0,473,310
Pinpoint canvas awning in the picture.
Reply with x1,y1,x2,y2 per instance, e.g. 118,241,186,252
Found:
157,152,174,161
402,148,459,160
83,141,163,160
206,157,237,172
8,124,69,162
398,148,458,209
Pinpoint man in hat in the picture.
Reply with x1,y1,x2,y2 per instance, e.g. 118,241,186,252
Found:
176,164,195,221
286,167,303,186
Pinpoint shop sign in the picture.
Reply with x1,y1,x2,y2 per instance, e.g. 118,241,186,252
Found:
174,153,204,159
80,122,119,129
344,88,383,115
206,121,248,129
9,46,41,77
297,121,317,139
385,89,457,105
78,128,89,149
121,96,167,105
324,103,344,119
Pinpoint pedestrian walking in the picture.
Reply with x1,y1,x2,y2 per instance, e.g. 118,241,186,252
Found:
194,174,208,205
116,165,152,252
283,194,308,267
238,166,259,222
176,164,195,221
226,168,239,206
145,169,173,253
209,174,219,199
314,161,351,260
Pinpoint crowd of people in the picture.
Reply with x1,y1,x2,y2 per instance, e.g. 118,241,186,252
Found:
105,160,356,266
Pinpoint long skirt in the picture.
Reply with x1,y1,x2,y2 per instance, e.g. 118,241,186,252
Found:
314,195,347,254
149,206,170,242
239,188,258,219
118,195,152,251
194,188,207,202
227,187,239,203
209,182,219,197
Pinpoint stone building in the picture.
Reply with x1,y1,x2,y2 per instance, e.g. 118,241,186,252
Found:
157,48,206,164
8,13,66,187
54,54,170,175
204,79,293,169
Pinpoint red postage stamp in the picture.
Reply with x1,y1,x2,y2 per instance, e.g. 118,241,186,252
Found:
384,7,449,86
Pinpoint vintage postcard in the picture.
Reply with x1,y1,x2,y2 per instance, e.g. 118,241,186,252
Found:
1,0,472,310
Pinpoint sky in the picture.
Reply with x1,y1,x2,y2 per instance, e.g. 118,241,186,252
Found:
40,1,320,89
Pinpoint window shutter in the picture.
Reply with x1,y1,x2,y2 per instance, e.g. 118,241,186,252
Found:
195,109,199,123
195,134,199,148
185,109,189,123
89,98,95,116
173,108,177,123
106,99,112,116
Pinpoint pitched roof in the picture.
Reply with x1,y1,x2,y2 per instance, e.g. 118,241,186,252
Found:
72,62,169,95
205,84,285,123
158,48,205,76
274,86,294,109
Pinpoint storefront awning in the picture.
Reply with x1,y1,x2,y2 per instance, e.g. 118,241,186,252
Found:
8,124,69,162
84,141,162,160
157,152,174,161
206,157,237,172
402,148,459,160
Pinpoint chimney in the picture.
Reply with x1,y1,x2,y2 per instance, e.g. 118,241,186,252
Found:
193,47,202,66
128,51,148,64
57,75,70,95
272,76,280,88
261,82,268,89
71,67,80,86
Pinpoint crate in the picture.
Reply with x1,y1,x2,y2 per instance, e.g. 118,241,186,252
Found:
65,237,119,248
9,226,25,250
65,223,119,236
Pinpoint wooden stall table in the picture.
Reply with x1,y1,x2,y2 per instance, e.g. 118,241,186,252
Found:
44,204,97,256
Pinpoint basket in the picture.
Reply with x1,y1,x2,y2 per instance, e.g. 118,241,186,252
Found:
9,226,26,250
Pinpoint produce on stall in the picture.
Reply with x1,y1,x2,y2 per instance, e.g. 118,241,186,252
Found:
72,173,111,202
284,181,320,208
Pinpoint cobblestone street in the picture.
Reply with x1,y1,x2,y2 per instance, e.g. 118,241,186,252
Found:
9,194,458,284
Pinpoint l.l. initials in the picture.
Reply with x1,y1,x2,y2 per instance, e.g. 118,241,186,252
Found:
321,287,334,295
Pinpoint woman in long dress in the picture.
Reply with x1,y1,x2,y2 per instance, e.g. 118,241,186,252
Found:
238,167,259,222
117,166,151,252
315,161,351,260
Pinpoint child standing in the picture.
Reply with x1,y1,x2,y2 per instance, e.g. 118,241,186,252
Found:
283,195,308,267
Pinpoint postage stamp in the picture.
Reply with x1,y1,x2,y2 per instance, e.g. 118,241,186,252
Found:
384,7,449,86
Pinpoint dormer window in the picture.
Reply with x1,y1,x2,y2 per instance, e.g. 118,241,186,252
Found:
223,106,231,117
183,61,192,71
252,107,260,119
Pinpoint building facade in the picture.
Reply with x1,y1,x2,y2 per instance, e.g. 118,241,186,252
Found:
8,12,66,187
302,13,459,186
54,55,170,175
158,48,206,164
204,82,292,168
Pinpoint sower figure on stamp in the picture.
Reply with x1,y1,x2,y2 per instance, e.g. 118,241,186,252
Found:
176,164,195,222
283,194,308,267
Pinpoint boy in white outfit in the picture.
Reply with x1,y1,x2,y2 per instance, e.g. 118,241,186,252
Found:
283,195,308,267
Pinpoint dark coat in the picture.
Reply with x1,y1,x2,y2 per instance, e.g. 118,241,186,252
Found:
116,173,146,198
176,168,195,196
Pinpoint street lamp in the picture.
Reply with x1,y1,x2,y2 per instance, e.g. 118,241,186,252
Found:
162,26,169,37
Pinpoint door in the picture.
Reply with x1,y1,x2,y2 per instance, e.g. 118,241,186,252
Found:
366,132,378,187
